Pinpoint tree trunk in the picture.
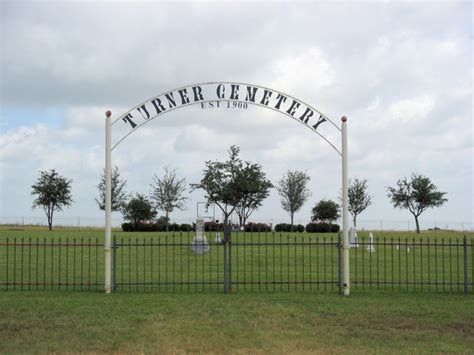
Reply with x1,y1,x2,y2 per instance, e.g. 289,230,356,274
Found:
47,207,53,231
290,213,294,232
415,215,420,234
223,214,231,242
165,212,169,232
353,215,357,228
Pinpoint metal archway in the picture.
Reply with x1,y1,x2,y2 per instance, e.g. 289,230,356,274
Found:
103,82,350,295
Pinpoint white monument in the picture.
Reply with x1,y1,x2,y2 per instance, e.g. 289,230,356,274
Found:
191,218,210,254
215,230,222,243
367,232,376,252
349,227,359,248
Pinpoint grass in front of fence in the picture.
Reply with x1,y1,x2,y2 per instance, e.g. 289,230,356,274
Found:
1,291,473,353
0,230,473,292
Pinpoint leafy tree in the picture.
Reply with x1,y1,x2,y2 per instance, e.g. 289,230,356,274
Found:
312,199,340,224
150,167,188,231
387,173,447,233
31,169,73,231
122,194,157,228
191,145,272,233
235,164,273,227
348,178,372,227
276,170,311,230
95,166,128,212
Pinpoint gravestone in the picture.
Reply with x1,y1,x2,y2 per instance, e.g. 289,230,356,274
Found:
215,230,222,243
349,227,359,248
191,218,210,254
367,232,376,252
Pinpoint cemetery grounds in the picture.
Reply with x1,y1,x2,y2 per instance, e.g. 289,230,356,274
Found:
0,226,473,353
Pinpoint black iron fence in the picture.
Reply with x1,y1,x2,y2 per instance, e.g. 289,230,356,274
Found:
352,236,473,293
0,233,472,293
0,237,102,291
112,234,342,293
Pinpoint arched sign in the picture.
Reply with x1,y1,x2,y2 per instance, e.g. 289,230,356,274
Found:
112,82,341,154
103,82,350,296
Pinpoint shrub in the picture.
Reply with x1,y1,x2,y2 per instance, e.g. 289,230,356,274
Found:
169,223,180,232
121,222,155,232
244,222,272,232
295,224,305,233
274,223,292,232
330,224,340,232
121,221,190,232
204,221,223,231
179,223,192,232
305,222,339,233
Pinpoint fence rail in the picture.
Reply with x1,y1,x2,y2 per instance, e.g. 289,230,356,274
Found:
0,237,102,291
351,236,473,293
112,235,341,293
0,233,472,293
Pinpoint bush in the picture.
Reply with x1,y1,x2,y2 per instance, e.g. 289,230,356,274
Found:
305,222,339,233
121,221,190,232
244,222,272,232
204,221,223,231
121,222,156,232
330,224,340,232
168,223,180,232
274,223,292,232
295,224,305,233
179,223,192,232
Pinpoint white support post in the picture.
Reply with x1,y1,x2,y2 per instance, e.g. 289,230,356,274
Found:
105,111,112,293
341,116,350,296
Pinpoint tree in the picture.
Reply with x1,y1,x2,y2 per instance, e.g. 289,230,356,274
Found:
235,163,273,227
387,173,447,233
122,194,157,228
191,145,272,232
348,178,372,227
150,167,188,231
312,199,340,224
276,170,311,230
31,169,73,231
95,166,128,212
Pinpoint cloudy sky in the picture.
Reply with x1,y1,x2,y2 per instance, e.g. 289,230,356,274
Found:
0,0,472,230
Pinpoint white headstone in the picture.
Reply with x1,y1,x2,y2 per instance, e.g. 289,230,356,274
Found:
191,218,210,254
367,232,376,252
215,231,222,243
349,227,359,248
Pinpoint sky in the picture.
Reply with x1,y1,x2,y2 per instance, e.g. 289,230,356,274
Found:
0,0,472,231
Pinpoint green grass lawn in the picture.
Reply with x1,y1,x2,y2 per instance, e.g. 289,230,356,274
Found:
1,291,473,353
1,228,473,352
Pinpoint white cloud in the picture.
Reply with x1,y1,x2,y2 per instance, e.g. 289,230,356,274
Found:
270,48,334,97
263,136,315,163
0,1,472,227
366,96,381,111
388,95,435,123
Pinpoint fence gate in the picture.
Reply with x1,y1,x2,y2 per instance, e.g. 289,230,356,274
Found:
111,232,343,293
103,82,351,295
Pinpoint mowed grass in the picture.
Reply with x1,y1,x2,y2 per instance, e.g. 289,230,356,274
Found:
0,227,473,353
1,291,473,353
